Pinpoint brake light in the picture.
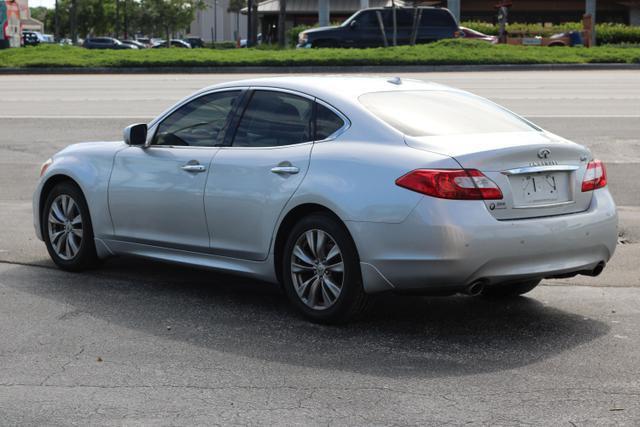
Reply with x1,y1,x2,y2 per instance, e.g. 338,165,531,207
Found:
581,160,607,192
396,169,503,200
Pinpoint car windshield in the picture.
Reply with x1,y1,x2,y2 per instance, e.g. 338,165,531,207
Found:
359,90,540,136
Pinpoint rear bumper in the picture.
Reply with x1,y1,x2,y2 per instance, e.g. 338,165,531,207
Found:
348,189,618,293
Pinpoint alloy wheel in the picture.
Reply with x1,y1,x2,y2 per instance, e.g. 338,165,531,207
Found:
47,194,83,260
290,229,344,310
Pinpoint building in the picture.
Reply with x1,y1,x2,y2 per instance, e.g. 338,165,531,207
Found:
189,0,248,42
1,0,43,48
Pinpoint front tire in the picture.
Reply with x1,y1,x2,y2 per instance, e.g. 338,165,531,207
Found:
42,182,98,271
481,279,541,298
281,213,368,324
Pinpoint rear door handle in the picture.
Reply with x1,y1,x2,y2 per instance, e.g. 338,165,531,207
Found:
181,163,206,173
270,166,299,175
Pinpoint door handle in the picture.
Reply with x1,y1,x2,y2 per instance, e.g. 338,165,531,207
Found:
181,163,206,173
270,166,299,175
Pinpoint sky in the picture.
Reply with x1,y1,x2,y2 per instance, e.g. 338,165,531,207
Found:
30,0,56,8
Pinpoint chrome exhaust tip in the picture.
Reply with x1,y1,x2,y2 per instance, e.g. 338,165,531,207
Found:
584,261,606,277
465,281,485,296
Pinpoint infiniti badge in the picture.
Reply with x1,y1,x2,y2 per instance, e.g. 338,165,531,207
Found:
538,148,551,159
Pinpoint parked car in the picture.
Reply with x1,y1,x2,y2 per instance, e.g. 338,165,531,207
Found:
33,77,617,324
152,39,192,48
121,39,147,49
459,26,498,43
22,31,47,46
298,7,460,48
240,33,263,48
83,37,137,49
184,37,205,48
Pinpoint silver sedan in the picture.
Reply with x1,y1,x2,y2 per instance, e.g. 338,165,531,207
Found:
33,77,618,323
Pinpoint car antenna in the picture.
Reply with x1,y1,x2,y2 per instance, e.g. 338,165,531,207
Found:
387,76,402,85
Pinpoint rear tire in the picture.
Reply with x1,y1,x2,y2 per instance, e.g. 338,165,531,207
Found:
42,182,99,271
481,279,541,298
281,213,368,324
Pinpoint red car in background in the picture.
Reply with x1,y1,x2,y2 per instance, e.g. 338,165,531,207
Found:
460,26,498,44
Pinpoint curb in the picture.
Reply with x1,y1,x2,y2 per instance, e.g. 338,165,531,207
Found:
1,63,639,74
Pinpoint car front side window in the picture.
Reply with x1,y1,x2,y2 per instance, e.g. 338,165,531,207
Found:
153,90,241,147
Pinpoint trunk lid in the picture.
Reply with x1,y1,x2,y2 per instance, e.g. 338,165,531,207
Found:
406,131,593,220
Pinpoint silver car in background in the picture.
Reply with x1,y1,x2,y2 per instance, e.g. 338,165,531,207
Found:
33,77,617,323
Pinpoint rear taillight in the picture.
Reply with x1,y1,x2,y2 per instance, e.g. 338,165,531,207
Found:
396,169,503,200
581,160,607,192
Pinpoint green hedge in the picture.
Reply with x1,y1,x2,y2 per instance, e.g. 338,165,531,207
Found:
462,21,640,45
2,40,639,68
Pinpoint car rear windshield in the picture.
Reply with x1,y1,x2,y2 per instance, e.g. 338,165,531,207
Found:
359,90,540,136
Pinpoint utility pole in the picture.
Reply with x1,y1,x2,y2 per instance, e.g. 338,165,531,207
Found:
70,0,77,44
318,0,329,27
585,0,597,46
115,0,120,39
123,0,128,40
247,0,253,46
54,0,59,41
214,0,217,42
278,0,286,47
447,0,460,24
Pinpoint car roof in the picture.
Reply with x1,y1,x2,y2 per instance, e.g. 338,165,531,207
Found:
207,76,452,106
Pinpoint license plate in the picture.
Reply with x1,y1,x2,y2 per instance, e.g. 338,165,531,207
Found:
509,172,571,207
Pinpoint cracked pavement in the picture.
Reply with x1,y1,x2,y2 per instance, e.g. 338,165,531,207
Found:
0,71,639,425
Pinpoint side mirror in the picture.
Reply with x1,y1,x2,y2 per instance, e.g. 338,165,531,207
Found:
350,20,358,29
124,123,148,146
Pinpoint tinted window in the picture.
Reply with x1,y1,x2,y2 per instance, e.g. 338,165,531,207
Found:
232,91,313,147
315,104,345,140
396,9,415,27
359,90,539,137
421,10,456,27
154,91,240,147
354,10,379,27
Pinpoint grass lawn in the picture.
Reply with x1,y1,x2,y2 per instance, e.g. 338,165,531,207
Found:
1,39,639,69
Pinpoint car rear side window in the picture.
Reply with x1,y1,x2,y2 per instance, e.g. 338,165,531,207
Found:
315,103,345,141
359,90,540,136
153,90,240,147
232,91,313,147
421,10,456,27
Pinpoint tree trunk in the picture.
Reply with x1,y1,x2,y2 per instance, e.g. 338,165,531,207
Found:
376,10,388,47
251,1,259,45
278,0,286,47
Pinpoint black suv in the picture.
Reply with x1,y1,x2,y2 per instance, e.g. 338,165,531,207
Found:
83,37,136,49
298,7,460,48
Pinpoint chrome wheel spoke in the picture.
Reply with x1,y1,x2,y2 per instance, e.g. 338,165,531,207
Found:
326,261,343,273
292,262,314,273
71,214,82,225
65,198,76,217
67,233,79,256
52,201,66,223
305,230,317,258
323,276,341,299
296,274,317,298
48,213,64,226
293,245,315,267
315,230,326,259
308,276,321,307
325,244,340,263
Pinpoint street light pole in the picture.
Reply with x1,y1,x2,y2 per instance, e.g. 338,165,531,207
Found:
586,0,596,47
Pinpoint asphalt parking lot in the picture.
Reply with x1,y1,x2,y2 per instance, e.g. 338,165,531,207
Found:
0,70,639,425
